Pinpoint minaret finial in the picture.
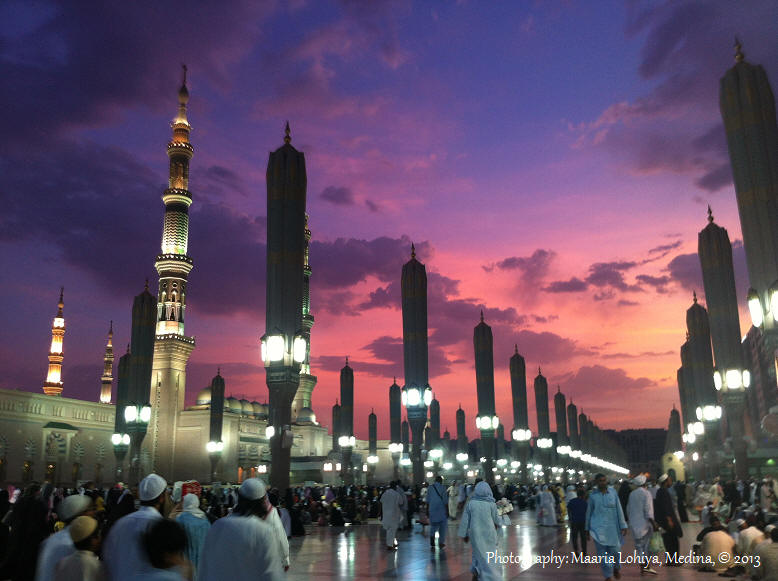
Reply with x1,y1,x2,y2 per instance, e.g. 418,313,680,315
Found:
144,278,149,292
707,205,714,223
411,243,416,259
734,38,744,63
181,63,187,87
557,385,561,393
345,355,349,366
126,343,130,353
480,309,484,322
514,344,518,354
284,121,291,144
538,366,542,375
108,320,113,337
693,290,697,303
57,287,64,316
217,366,221,376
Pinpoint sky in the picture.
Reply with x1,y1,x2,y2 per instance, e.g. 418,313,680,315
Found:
1,0,776,442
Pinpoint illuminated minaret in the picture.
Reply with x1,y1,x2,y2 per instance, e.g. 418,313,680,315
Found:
43,287,65,396
100,321,114,403
292,215,318,421
147,68,197,477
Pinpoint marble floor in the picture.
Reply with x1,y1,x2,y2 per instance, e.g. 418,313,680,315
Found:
286,510,713,580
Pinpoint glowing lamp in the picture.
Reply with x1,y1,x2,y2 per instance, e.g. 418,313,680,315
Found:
692,452,699,461
496,458,507,466
293,336,307,363
367,455,379,464
400,456,411,466
423,388,432,406
266,425,276,438
429,448,443,459
713,371,723,391
124,406,138,423
258,464,267,473
323,462,333,472
456,452,468,462
674,450,684,460
743,370,751,388
443,462,453,470
111,433,122,445
748,288,763,328
424,460,433,468
771,287,778,322
725,369,742,389
140,405,152,423
510,460,520,468
261,334,284,364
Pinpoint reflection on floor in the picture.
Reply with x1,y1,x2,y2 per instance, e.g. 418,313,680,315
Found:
286,510,707,580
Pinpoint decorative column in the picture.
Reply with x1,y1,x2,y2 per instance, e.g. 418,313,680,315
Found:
368,409,378,482
261,123,307,491
509,346,531,481
388,378,402,479
100,322,114,404
473,312,498,484
554,386,570,482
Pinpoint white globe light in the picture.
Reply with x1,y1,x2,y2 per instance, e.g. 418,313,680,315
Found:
122,434,130,445
674,450,684,460
266,425,276,438
725,369,742,389
124,406,138,423
423,389,432,406
293,336,307,363
510,460,520,468
406,388,421,406
367,455,379,464
424,460,434,468
713,371,723,390
491,416,499,430
111,433,121,445
749,291,764,327
456,453,468,462
692,452,699,461
743,370,751,388
266,335,284,362
443,462,453,470
140,405,152,423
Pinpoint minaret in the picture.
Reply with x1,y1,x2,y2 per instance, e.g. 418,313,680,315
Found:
43,287,65,396
665,406,683,455
401,419,410,456
509,346,529,432
339,358,354,483
698,206,750,478
473,312,497,484
99,321,114,403
112,345,131,480
263,121,307,490
719,40,778,339
368,409,377,458
401,243,430,484
389,378,401,444
567,399,579,453
534,368,550,436
331,399,341,453
148,68,197,478
292,214,318,421
554,386,569,455
208,370,225,481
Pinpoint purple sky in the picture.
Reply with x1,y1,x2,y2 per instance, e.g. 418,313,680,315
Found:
1,1,776,440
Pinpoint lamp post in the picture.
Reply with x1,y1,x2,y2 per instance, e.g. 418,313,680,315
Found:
402,383,432,484
714,368,751,479
124,402,152,485
206,440,224,483
111,432,130,481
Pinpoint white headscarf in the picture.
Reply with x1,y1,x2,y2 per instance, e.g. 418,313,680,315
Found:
182,493,206,519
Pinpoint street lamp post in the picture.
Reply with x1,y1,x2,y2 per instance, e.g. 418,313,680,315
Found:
714,368,751,480
124,402,151,486
206,440,224,483
111,432,130,481
402,384,431,484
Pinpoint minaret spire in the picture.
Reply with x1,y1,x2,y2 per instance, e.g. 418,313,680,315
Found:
734,38,744,63
43,288,66,396
284,121,291,144
99,320,114,403
707,205,714,223
411,243,416,259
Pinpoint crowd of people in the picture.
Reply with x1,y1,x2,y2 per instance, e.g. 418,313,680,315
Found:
0,472,776,581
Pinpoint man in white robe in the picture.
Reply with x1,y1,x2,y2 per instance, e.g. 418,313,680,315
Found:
198,478,283,581
538,485,556,526
36,494,95,581
102,473,167,581
700,529,736,572
447,481,459,520
380,482,403,550
626,475,657,575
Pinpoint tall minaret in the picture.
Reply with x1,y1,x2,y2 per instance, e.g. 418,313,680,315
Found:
99,321,114,403
429,395,441,449
389,378,401,444
401,243,430,484
473,312,497,484
554,386,569,456
534,368,550,437
456,404,468,456
339,358,354,483
43,287,65,396
147,68,197,478
719,40,778,338
292,214,318,420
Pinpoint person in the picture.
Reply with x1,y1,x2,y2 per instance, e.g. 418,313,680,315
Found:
537,485,556,526
427,476,448,549
52,516,105,581
264,493,290,570
103,474,168,581
760,478,776,512
137,519,192,581
36,494,95,581
380,482,403,550
198,478,283,581
697,517,736,573
653,473,681,566
174,494,209,574
700,501,714,527
752,526,778,580
0,483,51,581
674,480,689,522
626,475,657,575
447,480,459,520
736,516,762,556
458,481,502,581
618,480,631,517
567,488,588,557
586,473,627,581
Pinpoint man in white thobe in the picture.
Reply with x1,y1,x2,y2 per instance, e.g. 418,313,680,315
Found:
380,482,403,550
626,475,657,575
102,474,167,581
538,485,556,526
198,478,283,581
36,494,95,581
447,481,459,520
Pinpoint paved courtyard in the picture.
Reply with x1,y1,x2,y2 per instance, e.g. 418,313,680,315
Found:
286,510,715,580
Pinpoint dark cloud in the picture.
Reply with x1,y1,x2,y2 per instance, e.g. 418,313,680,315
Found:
648,240,682,255
635,274,671,293
543,277,588,293
695,163,733,192
483,249,556,287
586,261,641,292
514,330,595,364
617,299,640,307
601,350,674,360
320,186,355,206
558,365,655,398
365,199,380,212
664,240,749,302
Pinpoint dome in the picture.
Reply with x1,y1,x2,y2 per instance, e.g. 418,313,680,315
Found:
251,401,262,418
255,402,269,419
196,386,211,406
226,397,241,413
240,399,252,415
296,407,316,425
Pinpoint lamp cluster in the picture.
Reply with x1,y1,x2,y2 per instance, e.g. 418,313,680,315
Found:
260,333,307,365
475,415,499,430
401,386,432,407
512,428,532,441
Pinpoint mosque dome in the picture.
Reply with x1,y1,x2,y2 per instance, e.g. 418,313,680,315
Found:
296,407,316,425
226,397,241,413
196,386,211,406
255,402,269,419
240,399,252,415
251,401,262,418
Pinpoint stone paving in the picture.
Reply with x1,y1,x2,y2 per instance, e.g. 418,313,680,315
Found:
286,510,719,580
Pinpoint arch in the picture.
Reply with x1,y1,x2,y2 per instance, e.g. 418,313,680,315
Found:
24,438,36,459
45,433,66,460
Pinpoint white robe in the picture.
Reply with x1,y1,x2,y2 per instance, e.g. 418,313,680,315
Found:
626,487,654,538
198,513,283,581
447,486,459,518
457,497,502,581
102,506,162,581
538,490,556,526
700,530,736,572
53,550,106,581
267,507,290,568
380,488,403,529
36,528,75,581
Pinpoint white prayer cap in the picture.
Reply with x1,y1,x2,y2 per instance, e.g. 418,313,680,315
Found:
59,494,93,521
632,475,647,486
733,518,745,528
183,493,200,510
239,478,267,500
68,515,98,543
657,474,669,484
139,473,168,501
765,525,775,534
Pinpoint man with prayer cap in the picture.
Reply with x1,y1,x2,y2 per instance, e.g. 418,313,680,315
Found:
102,473,168,581
626,474,657,575
198,478,283,581
379,481,403,550
36,494,95,581
52,516,105,581
586,474,628,581
175,493,210,574
654,473,682,566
